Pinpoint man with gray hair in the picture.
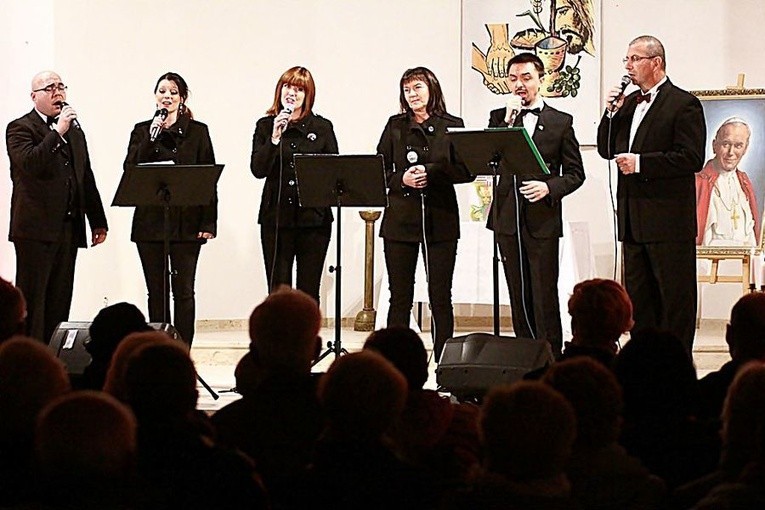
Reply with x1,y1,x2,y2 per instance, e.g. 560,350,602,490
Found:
696,117,759,246
596,35,706,354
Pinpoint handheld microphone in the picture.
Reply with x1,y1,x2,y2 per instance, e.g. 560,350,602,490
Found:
610,75,632,106
283,104,293,115
56,101,80,129
150,108,169,142
505,93,522,125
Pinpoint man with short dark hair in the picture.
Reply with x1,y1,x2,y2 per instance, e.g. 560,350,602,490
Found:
487,52,585,357
6,71,108,343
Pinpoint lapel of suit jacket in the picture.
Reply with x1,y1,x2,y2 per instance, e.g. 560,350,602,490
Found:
532,106,555,156
630,78,673,152
28,109,53,139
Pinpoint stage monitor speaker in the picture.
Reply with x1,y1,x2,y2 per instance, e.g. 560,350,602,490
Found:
436,333,554,399
47,321,182,378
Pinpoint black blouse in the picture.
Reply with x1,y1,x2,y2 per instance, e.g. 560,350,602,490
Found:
250,112,338,228
124,114,217,242
376,112,473,243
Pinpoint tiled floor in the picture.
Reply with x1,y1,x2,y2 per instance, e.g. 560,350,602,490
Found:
192,323,730,412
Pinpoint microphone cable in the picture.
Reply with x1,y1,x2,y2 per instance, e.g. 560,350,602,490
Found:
606,111,619,281
512,174,536,339
419,189,437,363
269,123,285,293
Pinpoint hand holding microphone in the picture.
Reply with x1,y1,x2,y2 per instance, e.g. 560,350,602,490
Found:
504,93,523,125
54,101,79,134
149,108,169,142
606,75,631,112
271,104,293,144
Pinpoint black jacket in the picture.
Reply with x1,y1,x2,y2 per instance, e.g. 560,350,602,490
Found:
6,109,108,246
376,112,473,243
123,114,217,242
596,78,705,243
486,105,585,238
250,112,338,228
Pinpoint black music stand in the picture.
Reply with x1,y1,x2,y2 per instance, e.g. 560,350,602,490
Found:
112,163,224,399
447,127,547,336
294,154,387,364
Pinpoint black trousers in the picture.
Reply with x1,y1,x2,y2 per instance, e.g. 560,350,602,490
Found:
260,225,332,305
384,239,458,361
497,231,562,357
623,239,697,354
136,241,202,345
13,220,79,343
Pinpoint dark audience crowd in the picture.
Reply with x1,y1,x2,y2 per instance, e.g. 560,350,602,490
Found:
1,275,765,509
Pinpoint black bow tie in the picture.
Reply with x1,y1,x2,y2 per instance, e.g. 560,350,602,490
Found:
519,107,541,118
636,93,651,104
46,115,59,126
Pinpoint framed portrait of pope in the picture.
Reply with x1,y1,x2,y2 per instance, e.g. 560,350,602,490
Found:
692,88,765,256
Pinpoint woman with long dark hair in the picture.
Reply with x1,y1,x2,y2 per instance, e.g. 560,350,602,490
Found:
377,67,472,361
124,72,216,345
250,66,338,304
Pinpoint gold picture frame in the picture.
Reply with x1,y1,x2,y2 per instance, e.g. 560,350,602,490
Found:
692,88,765,257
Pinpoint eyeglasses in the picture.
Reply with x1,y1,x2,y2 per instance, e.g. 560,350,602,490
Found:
622,55,656,64
33,83,67,93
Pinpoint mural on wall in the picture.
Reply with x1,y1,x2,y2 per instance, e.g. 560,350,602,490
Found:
460,0,600,222
471,0,596,99
692,89,765,253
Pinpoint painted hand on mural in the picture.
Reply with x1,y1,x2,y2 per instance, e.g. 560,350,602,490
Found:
472,43,510,94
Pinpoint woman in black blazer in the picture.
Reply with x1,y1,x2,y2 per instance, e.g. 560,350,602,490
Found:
250,66,338,304
377,67,472,361
124,72,217,345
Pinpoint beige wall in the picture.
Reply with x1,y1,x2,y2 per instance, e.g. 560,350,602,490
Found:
1,0,763,322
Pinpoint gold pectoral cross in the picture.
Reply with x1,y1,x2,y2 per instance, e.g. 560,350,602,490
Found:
731,206,741,230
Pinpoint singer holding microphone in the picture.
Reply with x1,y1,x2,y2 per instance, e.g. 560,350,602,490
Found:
124,72,217,345
597,36,705,354
487,53,585,358
250,66,338,304
6,70,108,343
376,66,472,361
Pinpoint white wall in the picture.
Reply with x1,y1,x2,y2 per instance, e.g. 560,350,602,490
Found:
1,0,763,322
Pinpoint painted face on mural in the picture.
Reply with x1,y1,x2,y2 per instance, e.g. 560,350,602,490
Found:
507,62,542,106
555,0,595,55
713,123,750,173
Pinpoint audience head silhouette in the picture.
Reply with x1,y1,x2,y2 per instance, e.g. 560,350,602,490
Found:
249,286,321,374
35,391,136,503
319,350,408,441
568,278,633,350
363,326,428,390
726,292,765,362
543,357,623,448
0,278,26,342
481,381,576,479
103,330,174,400
123,341,198,422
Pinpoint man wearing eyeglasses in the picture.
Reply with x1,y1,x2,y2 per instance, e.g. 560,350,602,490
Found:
596,36,706,355
5,70,108,344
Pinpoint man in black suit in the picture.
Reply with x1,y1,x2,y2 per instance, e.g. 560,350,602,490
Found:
6,70,108,343
596,36,705,353
487,53,585,357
